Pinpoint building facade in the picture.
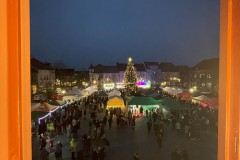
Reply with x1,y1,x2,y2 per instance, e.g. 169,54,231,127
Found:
55,69,75,91
144,62,161,84
159,63,180,86
189,58,219,94
31,58,55,94
89,62,150,89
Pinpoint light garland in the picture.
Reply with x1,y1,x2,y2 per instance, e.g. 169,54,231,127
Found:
37,103,68,124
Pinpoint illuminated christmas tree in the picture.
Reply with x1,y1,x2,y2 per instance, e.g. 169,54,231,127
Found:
124,57,138,92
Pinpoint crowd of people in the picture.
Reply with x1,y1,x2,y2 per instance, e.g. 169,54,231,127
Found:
38,93,110,160
37,91,141,160
35,89,218,160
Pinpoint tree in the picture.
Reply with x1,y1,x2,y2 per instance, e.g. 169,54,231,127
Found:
124,57,138,92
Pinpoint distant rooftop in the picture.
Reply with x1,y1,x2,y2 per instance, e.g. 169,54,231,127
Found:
94,65,119,73
159,62,177,72
117,63,146,72
31,58,53,70
193,58,219,70
144,62,159,68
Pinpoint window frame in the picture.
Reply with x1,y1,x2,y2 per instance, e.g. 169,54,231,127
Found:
0,0,239,159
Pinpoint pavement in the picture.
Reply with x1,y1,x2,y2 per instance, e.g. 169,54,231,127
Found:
32,111,217,160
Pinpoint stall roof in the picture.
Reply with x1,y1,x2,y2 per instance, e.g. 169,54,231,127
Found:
67,88,83,96
159,98,189,111
177,91,192,99
192,95,210,102
31,102,58,112
48,100,66,106
96,91,108,97
206,97,219,108
127,96,160,105
107,96,125,107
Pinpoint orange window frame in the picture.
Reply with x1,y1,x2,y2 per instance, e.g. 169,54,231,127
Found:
0,0,239,160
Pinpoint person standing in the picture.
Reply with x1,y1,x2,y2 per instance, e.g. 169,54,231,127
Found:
103,116,107,127
147,119,152,134
39,135,46,150
108,117,112,129
128,111,132,126
70,138,78,160
116,116,120,128
131,116,136,129
38,120,47,140
139,107,143,116
54,141,63,160
83,108,87,120
146,109,149,118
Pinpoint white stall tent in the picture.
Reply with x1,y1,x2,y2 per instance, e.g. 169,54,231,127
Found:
192,95,210,104
85,86,98,95
163,87,183,95
67,88,83,96
62,95,81,102
108,90,121,97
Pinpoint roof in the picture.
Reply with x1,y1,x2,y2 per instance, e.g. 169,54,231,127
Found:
107,96,125,107
134,64,146,71
144,62,159,68
75,70,89,74
175,65,190,72
159,98,189,111
117,63,127,71
55,69,75,76
93,65,119,73
96,91,108,97
127,96,160,105
31,58,53,70
117,63,146,72
159,63,177,72
192,58,219,70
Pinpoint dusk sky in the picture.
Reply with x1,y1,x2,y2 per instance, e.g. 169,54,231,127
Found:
30,0,219,70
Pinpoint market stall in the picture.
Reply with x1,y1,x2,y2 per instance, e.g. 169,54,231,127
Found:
96,90,108,97
206,97,218,108
85,86,98,95
127,96,160,116
159,97,189,118
80,89,89,97
68,88,83,96
31,102,67,124
163,87,183,95
48,100,67,107
62,95,81,102
108,89,121,98
31,102,58,112
107,96,126,110
191,95,210,105
177,91,192,100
